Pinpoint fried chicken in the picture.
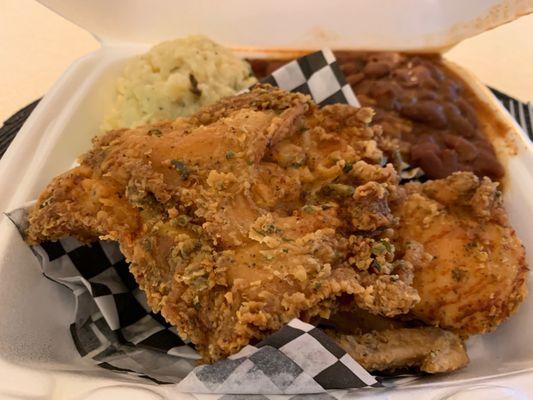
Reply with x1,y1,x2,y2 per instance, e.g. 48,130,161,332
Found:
24,84,528,372
322,307,468,373
331,327,469,374
27,85,420,363
323,172,527,372
393,172,528,335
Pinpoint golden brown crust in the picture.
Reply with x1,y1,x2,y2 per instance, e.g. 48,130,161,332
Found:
331,327,469,373
393,172,528,335
27,85,420,363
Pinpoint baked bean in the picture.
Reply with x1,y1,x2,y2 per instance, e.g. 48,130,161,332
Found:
418,90,439,101
346,72,365,86
363,61,391,78
400,101,447,128
456,99,478,128
411,142,446,178
340,61,361,76
368,81,403,109
443,103,475,138
442,134,477,161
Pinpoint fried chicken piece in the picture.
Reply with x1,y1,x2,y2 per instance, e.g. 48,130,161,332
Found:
331,327,469,373
27,85,420,362
393,172,528,335
322,306,468,374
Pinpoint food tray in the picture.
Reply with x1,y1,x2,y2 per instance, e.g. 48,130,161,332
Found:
1,1,533,399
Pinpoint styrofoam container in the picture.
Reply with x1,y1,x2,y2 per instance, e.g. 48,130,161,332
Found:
1,1,533,398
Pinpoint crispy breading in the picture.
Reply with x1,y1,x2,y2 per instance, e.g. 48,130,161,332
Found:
393,172,528,335
25,85,528,372
27,85,420,363
331,327,469,373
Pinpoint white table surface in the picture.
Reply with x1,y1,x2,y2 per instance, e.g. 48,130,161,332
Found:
1,0,533,124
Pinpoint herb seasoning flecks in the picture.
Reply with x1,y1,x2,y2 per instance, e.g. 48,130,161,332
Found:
171,160,190,180
189,73,202,97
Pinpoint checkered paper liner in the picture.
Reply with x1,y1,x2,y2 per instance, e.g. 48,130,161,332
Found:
259,49,359,107
5,50,390,396
177,319,378,394
7,206,199,384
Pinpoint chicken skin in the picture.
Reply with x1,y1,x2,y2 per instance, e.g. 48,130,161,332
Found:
321,307,468,373
27,85,420,363
319,170,528,373
393,172,528,335
331,327,469,374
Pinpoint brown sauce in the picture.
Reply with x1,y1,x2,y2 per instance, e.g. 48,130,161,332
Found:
249,52,505,181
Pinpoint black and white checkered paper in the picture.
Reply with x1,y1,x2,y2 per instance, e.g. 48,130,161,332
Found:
6,51,385,396
177,319,378,394
260,49,359,107
7,206,199,384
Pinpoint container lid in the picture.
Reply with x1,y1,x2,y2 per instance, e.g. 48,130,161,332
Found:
38,0,532,51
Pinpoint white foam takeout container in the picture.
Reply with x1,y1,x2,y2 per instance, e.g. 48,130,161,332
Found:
1,0,533,399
